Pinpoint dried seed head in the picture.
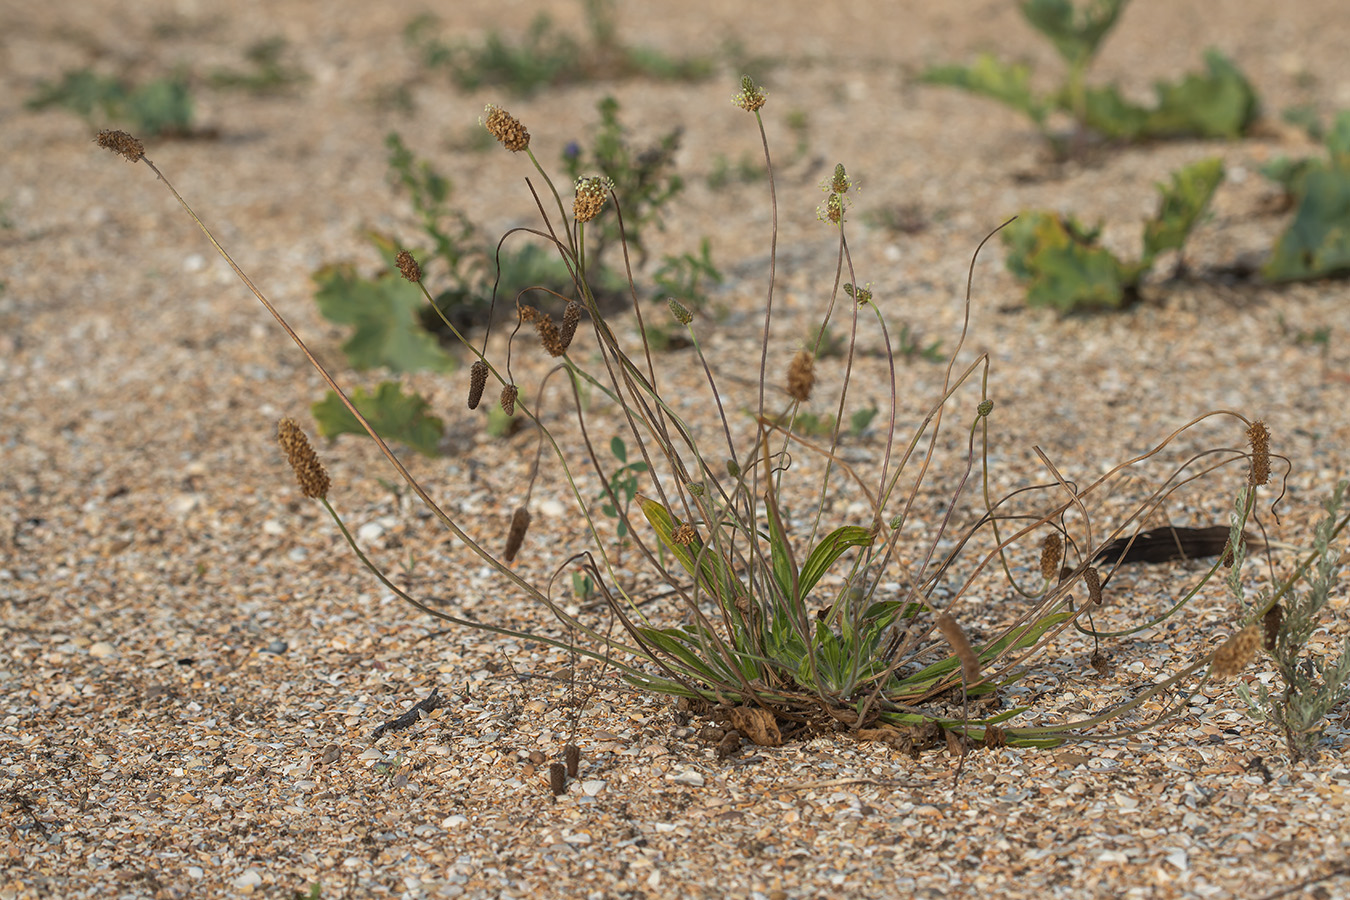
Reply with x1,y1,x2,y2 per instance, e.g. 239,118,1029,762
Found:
1221,536,1238,568
786,350,815,403
672,523,698,546
504,506,531,563
518,304,538,323
467,359,489,410
395,249,421,283
1211,624,1262,678
936,612,981,683
534,312,566,357
732,75,767,112
564,744,580,778
276,418,330,500
1040,533,1064,582
559,300,582,351
96,129,145,162
1247,420,1270,487
1083,566,1104,605
1262,604,1283,652
548,762,566,795
573,176,614,223
667,297,693,325
483,104,530,151
500,383,519,416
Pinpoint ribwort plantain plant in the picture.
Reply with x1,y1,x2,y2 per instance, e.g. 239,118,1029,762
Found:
97,77,1297,754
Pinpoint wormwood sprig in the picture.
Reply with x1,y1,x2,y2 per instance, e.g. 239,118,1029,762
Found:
99,80,1284,757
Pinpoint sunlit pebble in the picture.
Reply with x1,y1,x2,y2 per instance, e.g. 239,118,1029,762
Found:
183,253,206,273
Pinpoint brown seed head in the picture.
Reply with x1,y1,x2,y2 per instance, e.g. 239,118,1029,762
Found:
573,176,614,223
276,418,330,500
395,249,421,283
1211,624,1262,678
672,523,698,546
819,192,844,225
534,312,566,357
1083,566,1104,605
548,761,566,795
96,129,145,163
1040,533,1064,582
1262,604,1283,652
483,104,530,152
500,383,519,416
504,506,531,563
1247,420,1270,487
564,744,580,777
667,297,693,325
732,75,767,112
935,612,981,683
786,350,815,403
467,359,489,410
559,301,582,351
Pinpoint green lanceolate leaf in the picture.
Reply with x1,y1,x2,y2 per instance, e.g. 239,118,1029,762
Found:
920,55,1047,124
1264,169,1350,281
763,493,799,606
312,381,445,456
1142,157,1224,265
1020,0,1129,70
636,494,745,604
798,526,874,601
1077,84,1150,139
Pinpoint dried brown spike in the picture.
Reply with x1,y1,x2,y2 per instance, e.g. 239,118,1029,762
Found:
1211,624,1262,678
1262,604,1283,652
559,301,582,351
786,350,815,403
672,523,698,546
935,612,981,683
395,249,421,283
483,104,530,152
732,75,768,112
467,359,489,410
1221,536,1237,568
534,313,566,357
500,383,519,416
276,418,330,500
1247,420,1270,487
1040,533,1063,582
564,744,580,778
573,176,613,223
548,762,566,796
1083,567,1104,605
96,129,145,163
503,506,531,563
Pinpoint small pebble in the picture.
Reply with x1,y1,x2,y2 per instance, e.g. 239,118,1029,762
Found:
262,639,288,655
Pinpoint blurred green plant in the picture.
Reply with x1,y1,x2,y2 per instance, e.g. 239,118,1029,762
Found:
312,381,445,457
27,69,194,136
1233,482,1350,762
209,37,308,93
922,0,1258,153
1263,111,1350,282
404,0,713,97
1002,157,1224,310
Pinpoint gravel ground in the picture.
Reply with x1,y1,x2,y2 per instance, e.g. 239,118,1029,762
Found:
4,1,1350,898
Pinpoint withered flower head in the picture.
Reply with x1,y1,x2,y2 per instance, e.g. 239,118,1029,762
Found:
936,612,981,683
500,383,519,416
1040,533,1064,582
1247,420,1270,487
843,283,873,305
395,249,421,283
818,192,845,225
732,75,767,112
548,761,566,795
96,129,145,163
1083,566,1104,605
504,506,532,563
559,301,582,351
672,523,698,546
786,349,815,403
467,359,489,410
564,744,581,777
573,176,614,223
483,104,530,152
534,312,566,357
1211,624,1262,678
276,418,330,500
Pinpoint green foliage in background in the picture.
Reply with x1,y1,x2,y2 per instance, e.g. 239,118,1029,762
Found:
312,381,445,457
1264,111,1350,282
28,69,195,136
922,0,1259,152
1003,157,1223,311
